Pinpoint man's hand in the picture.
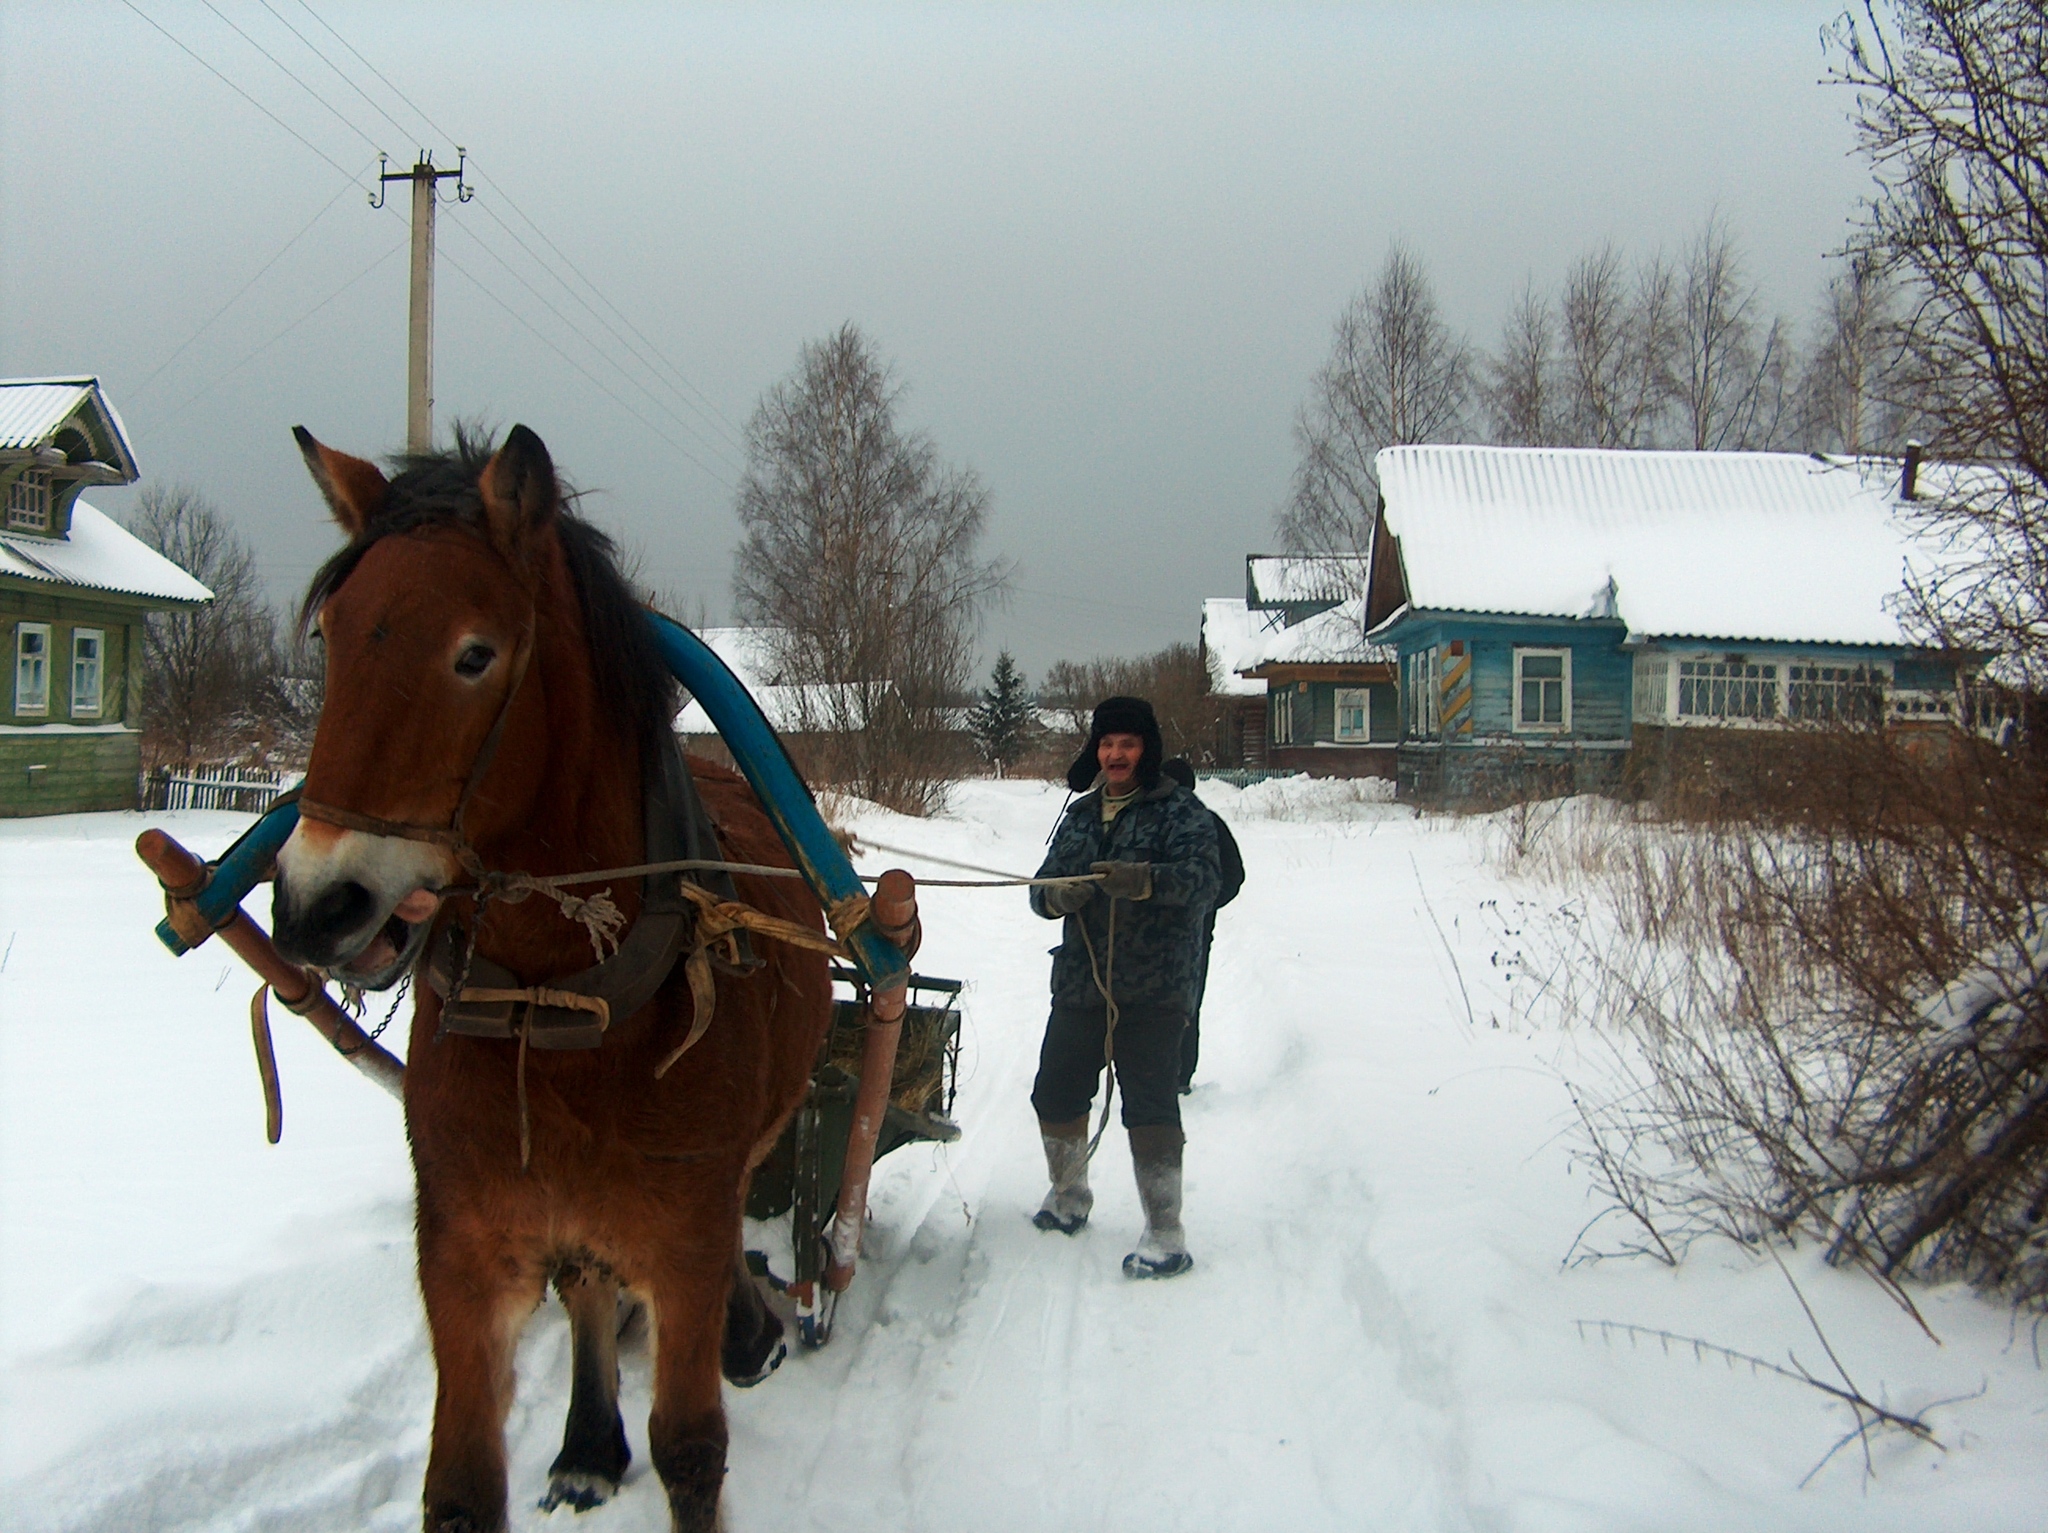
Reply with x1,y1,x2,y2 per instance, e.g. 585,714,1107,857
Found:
1090,861,1153,901
1042,878,1095,915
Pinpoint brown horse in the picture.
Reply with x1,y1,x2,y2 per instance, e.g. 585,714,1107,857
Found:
271,424,831,1532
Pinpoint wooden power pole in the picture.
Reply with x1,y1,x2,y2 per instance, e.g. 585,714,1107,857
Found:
372,151,470,453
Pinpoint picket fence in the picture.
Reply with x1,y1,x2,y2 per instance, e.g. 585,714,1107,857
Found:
146,764,294,815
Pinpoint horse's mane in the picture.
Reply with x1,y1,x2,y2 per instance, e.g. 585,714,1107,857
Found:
300,426,679,768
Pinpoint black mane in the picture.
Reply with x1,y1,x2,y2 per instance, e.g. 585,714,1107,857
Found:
300,427,679,767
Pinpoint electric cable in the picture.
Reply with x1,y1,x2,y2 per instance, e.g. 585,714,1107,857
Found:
114,0,368,184
132,161,378,402
193,0,383,155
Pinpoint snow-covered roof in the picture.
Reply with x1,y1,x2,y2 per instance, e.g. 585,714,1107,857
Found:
1247,553,1370,607
1203,595,1392,696
1374,444,1932,647
0,376,138,478
676,682,888,735
0,500,212,606
681,625,791,693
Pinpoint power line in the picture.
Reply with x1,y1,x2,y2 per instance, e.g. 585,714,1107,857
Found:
192,0,382,155
131,161,376,401
290,1,751,459
441,213,747,475
253,0,419,150
462,195,749,460
436,245,738,493
114,0,367,184
153,235,409,430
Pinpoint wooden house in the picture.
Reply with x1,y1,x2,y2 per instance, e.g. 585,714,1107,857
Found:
2,378,212,815
1363,445,1978,801
1201,554,1401,776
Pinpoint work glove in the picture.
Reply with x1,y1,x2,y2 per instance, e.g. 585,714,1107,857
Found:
1042,878,1095,916
1090,860,1153,901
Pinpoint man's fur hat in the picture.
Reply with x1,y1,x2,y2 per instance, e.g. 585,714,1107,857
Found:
1065,695,1164,793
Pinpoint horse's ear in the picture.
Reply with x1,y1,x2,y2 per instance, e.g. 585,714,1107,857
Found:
477,424,558,567
293,427,388,538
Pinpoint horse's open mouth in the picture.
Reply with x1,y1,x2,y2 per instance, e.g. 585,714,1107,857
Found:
329,888,440,991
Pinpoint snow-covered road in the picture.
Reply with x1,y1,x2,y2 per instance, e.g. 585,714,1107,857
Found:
3,781,2042,1531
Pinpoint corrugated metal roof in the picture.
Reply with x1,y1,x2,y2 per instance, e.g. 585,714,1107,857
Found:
0,376,138,480
0,379,95,452
1247,553,1369,606
1376,445,1929,647
1203,596,1391,695
0,501,212,605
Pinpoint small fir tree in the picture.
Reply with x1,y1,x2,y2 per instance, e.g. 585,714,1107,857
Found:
969,651,1032,776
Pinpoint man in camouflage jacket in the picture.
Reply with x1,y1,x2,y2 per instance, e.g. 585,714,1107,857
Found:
1028,695,1219,1279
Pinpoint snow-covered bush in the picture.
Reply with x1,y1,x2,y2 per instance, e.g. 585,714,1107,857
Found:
1536,735,2048,1309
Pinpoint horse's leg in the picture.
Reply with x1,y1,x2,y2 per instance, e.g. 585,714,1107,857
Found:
418,1228,541,1533
647,1252,735,1533
722,1245,785,1388
542,1264,632,1512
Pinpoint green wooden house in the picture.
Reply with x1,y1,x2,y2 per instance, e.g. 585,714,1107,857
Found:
1,377,212,815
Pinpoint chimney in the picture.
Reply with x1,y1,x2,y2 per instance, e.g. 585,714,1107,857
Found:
1901,440,1923,501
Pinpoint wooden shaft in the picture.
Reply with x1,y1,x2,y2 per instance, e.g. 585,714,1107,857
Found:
136,829,406,1099
821,1008,904,1293
871,868,922,961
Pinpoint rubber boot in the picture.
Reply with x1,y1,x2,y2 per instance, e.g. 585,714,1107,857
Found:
1123,1124,1193,1279
1032,1115,1093,1235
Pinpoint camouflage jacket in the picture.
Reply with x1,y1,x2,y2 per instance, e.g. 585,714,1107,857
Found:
1029,779,1221,1012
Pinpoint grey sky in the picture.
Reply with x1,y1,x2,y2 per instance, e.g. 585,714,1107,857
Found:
2,2,1872,681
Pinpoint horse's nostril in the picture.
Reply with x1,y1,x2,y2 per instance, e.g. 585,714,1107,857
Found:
274,877,379,964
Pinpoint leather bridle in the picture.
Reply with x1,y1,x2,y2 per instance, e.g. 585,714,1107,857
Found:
295,598,538,884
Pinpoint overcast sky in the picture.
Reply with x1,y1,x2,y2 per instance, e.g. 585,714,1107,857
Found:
2,2,1875,680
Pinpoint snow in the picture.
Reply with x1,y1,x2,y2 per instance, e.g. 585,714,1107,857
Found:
1246,554,1370,606
3,788,2045,1531
1376,445,1932,647
0,501,213,606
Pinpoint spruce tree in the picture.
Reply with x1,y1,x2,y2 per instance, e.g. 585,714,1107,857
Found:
969,651,1032,776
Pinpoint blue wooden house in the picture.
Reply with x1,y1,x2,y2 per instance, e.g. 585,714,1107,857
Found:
1363,445,1977,801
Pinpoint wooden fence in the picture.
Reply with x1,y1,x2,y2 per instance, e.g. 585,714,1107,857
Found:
146,764,294,815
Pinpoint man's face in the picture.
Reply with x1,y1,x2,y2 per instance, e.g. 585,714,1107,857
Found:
1097,731,1144,790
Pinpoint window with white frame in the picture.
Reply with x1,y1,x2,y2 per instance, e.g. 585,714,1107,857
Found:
71,628,104,717
15,622,50,715
6,470,52,533
1788,663,1886,726
1270,687,1294,745
1513,647,1569,731
1335,686,1369,742
1678,658,1779,721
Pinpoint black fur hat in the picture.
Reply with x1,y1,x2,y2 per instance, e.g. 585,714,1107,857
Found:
1065,695,1164,793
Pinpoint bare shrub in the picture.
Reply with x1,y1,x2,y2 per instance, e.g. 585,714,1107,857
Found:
1040,642,1225,767
1549,733,2048,1307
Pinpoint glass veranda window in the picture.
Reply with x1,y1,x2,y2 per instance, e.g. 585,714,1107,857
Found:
1678,659,1779,721
1788,663,1886,725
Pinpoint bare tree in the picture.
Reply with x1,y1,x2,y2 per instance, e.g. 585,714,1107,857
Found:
1483,279,1561,446
1040,642,1223,766
1830,1,2048,677
732,323,1010,812
1278,243,1471,560
1796,256,1907,455
1673,215,1799,451
1556,244,1678,449
124,483,279,765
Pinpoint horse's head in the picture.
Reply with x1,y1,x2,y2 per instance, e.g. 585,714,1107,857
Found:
272,425,564,988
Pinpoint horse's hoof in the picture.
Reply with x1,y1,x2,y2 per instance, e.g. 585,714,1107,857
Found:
539,1472,621,1513
725,1336,786,1389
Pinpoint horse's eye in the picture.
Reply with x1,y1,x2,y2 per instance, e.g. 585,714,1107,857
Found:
454,642,496,679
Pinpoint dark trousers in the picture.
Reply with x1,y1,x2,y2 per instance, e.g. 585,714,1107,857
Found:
1178,920,1216,1088
1031,1000,1187,1130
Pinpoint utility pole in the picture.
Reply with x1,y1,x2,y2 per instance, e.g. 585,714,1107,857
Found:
371,150,471,453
